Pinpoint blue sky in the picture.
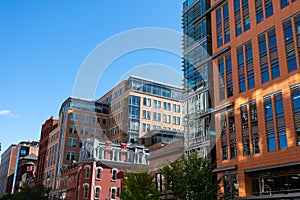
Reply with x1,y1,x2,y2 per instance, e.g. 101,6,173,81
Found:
0,1,183,153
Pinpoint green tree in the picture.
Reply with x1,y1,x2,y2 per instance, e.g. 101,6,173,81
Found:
162,153,220,200
121,172,160,200
0,184,49,200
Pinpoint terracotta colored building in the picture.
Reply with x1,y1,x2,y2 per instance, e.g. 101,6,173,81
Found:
35,116,58,185
208,0,300,199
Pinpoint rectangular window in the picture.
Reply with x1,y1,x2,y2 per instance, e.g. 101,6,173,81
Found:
264,92,287,151
265,0,273,18
143,98,151,107
219,57,225,100
280,0,289,8
259,28,280,83
221,112,228,160
291,84,300,145
241,105,250,156
163,102,171,111
142,110,151,120
153,100,161,109
226,54,233,98
255,0,264,24
173,104,181,113
284,19,297,72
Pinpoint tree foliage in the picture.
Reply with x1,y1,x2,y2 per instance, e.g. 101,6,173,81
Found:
0,184,49,200
161,153,220,200
121,172,160,200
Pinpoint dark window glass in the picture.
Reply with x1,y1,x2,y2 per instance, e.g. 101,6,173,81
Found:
248,72,255,89
259,39,266,53
234,0,240,11
223,3,229,19
244,17,250,31
262,66,270,83
271,62,280,79
218,34,223,47
225,29,230,43
268,34,277,49
236,22,242,36
280,0,289,8
216,9,222,24
284,25,293,41
267,130,276,151
265,0,273,18
239,76,246,92
278,130,288,149
257,9,264,24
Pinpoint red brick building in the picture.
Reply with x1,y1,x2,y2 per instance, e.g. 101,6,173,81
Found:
58,140,149,200
35,116,58,185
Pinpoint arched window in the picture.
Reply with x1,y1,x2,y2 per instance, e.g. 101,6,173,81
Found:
112,168,118,181
111,187,117,200
84,165,91,179
94,186,101,199
96,167,103,180
83,184,89,199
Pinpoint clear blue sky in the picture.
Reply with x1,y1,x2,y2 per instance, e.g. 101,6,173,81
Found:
0,1,183,153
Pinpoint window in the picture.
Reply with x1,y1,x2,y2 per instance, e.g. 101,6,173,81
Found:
265,0,273,18
143,98,151,107
172,116,180,125
234,0,249,36
67,138,77,147
83,184,89,199
237,41,254,93
81,115,90,123
264,92,287,151
163,114,171,123
96,167,102,180
259,28,280,83
66,151,75,161
111,187,117,200
85,166,91,179
142,123,150,132
173,104,180,113
280,0,289,8
80,127,89,135
95,187,101,199
92,116,101,124
142,110,151,120
163,102,171,111
218,58,225,100
241,105,250,156
70,113,78,121
153,112,161,121
283,19,297,72
255,0,264,24
291,84,300,146
153,100,161,109
112,168,118,181
69,125,78,134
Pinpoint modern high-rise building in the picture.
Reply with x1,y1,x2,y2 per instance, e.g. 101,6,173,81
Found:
207,0,300,199
99,76,184,144
182,0,216,158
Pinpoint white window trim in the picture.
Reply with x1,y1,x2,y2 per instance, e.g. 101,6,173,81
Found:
111,187,117,200
95,167,103,180
94,186,101,199
84,165,91,179
82,183,89,199
111,168,118,181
